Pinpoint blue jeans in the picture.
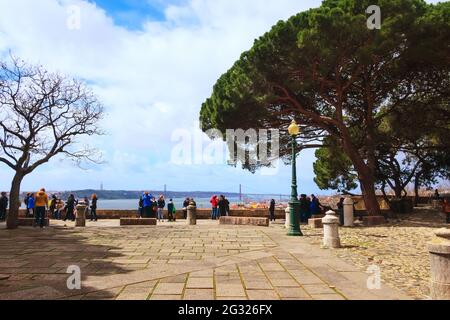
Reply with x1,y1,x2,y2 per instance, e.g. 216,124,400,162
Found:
157,208,164,220
35,206,46,228
211,207,218,219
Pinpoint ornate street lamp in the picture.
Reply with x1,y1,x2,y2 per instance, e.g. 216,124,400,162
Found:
287,120,303,236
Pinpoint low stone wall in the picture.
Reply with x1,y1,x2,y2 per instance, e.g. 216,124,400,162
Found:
16,208,286,220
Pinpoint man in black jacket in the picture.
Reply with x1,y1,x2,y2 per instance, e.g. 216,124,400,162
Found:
0,192,8,221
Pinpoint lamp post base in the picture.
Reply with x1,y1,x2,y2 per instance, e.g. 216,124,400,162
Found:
287,229,303,237
287,200,302,237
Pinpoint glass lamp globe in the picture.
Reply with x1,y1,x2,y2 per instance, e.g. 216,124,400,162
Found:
288,120,300,136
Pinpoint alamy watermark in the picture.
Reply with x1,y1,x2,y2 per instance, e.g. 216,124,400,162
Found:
67,265,81,290
366,5,381,30
171,126,281,176
66,5,81,30
367,265,382,290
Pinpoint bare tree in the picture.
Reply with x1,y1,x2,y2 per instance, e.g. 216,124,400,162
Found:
0,57,104,229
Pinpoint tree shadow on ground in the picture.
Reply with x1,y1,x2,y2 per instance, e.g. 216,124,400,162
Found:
0,224,135,300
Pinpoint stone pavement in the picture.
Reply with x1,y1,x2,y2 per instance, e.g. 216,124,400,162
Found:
0,219,411,300
304,206,448,300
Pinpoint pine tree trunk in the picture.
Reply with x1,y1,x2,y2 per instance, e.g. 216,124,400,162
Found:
341,140,381,217
6,173,24,230
359,175,382,216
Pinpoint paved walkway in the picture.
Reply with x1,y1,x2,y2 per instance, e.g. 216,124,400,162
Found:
0,220,410,300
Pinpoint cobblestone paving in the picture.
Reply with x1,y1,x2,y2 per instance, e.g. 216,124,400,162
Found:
303,206,447,300
0,219,414,300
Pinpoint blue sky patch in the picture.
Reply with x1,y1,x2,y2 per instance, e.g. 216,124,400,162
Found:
89,0,184,30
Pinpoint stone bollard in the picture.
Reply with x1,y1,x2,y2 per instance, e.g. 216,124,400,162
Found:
322,210,341,248
187,201,197,226
285,205,291,229
75,204,86,227
428,228,450,300
344,197,355,227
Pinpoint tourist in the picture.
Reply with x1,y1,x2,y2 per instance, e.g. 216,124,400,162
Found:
24,193,31,216
299,194,310,223
138,195,144,217
0,192,8,221
183,198,190,219
55,198,64,220
210,195,219,220
157,195,166,222
34,188,48,228
218,195,228,218
310,194,323,217
269,199,276,222
224,196,230,216
167,199,176,222
190,198,197,207
151,197,158,219
337,197,345,226
64,194,76,221
91,194,98,222
49,194,57,219
142,192,152,218
27,193,35,218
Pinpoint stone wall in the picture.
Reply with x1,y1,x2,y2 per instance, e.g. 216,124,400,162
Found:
16,208,286,220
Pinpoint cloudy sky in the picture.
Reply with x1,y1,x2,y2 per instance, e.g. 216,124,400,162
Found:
0,0,441,195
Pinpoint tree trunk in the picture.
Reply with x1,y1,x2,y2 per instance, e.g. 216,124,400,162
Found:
341,138,381,216
381,181,392,208
359,175,381,216
6,172,24,230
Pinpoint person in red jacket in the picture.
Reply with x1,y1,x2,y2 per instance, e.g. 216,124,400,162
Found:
210,195,219,220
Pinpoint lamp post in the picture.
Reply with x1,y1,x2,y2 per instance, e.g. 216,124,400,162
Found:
287,120,303,236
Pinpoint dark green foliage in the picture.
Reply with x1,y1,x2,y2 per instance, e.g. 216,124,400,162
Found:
200,0,449,204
